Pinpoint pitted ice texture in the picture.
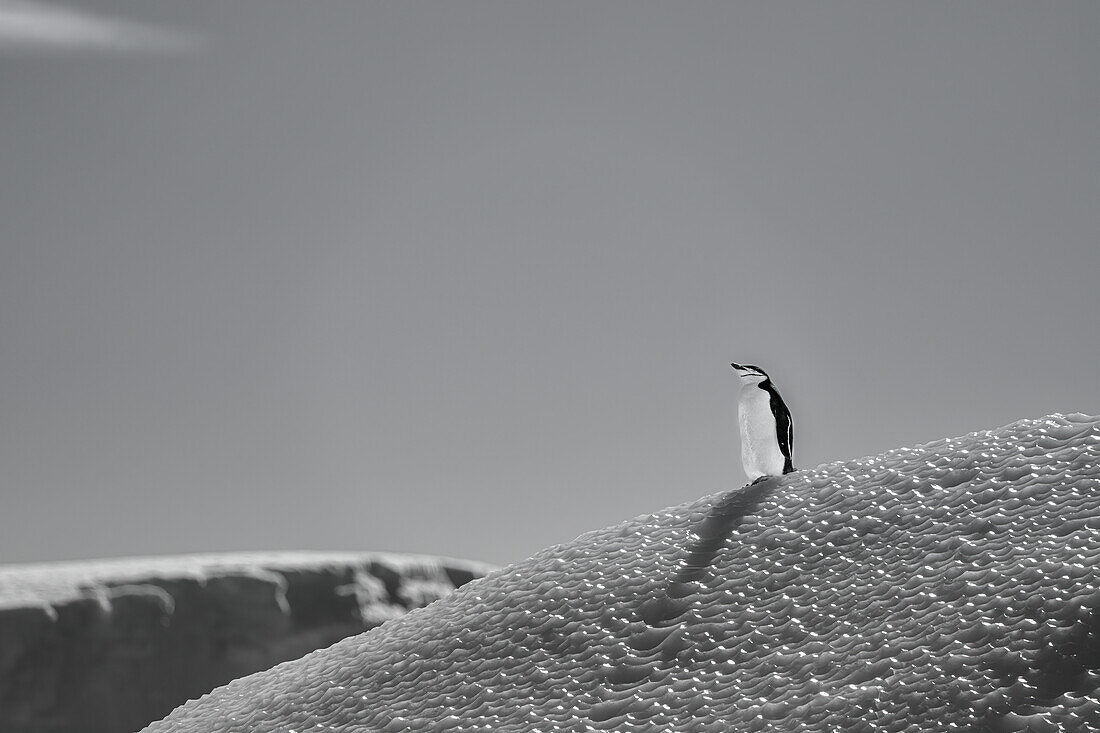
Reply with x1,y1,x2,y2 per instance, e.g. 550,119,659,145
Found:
144,414,1100,732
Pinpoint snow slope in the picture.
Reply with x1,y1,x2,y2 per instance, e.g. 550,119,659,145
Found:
144,414,1100,732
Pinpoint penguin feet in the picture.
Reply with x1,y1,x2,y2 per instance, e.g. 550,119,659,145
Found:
750,475,770,486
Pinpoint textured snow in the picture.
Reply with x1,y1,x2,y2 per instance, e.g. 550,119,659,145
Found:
143,414,1100,732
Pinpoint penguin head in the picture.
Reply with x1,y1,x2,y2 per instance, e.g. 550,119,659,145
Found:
731,363,769,385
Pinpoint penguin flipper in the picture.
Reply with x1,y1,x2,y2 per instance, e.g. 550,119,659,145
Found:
766,385,794,474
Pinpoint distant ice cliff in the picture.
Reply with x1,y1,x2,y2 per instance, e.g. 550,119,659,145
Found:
0,552,494,733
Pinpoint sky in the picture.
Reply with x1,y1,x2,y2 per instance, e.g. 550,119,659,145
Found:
1,1,1097,567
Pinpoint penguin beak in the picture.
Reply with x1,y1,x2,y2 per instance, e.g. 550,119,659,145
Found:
730,363,744,371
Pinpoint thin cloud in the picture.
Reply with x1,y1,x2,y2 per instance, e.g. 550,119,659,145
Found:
0,0,199,53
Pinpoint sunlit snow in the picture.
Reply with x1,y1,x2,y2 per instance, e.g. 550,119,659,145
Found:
144,414,1100,732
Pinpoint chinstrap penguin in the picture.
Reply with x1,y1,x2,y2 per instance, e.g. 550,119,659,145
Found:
731,363,794,483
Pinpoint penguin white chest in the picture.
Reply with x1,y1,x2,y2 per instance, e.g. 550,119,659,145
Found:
738,385,786,480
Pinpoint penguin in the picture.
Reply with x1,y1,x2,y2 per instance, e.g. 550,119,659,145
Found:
730,363,794,483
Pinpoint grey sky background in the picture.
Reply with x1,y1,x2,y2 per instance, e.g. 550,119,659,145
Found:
1,1,1097,567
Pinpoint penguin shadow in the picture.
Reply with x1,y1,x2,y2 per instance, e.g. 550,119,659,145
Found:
589,476,782,721
640,475,781,626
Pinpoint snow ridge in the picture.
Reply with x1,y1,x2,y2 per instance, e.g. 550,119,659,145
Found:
144,413,1100,732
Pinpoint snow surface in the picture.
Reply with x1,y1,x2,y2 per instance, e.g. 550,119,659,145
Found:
142,414,1100,732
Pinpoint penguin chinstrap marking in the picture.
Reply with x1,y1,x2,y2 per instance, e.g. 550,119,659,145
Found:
730,362,794,482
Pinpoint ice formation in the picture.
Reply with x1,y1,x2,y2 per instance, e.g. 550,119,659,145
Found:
144,414,1100,732
0,552,494,733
